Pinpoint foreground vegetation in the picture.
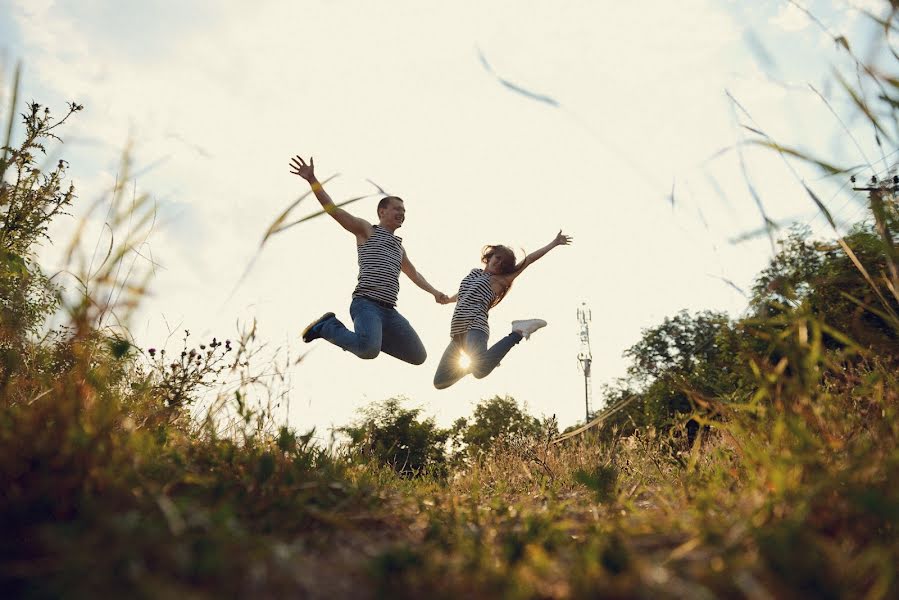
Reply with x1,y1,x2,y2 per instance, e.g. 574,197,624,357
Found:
3,7,899,598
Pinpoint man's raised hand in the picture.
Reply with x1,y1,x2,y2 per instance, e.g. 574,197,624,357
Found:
289,155,316,183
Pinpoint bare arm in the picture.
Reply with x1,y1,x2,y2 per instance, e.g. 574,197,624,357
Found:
289,155,373,242
496,230,573,287
401,252,450,303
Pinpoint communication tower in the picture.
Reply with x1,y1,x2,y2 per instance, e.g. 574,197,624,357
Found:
577,302,593,421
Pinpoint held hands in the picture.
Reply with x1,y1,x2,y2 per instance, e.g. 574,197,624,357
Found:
289,155,316,184
554,230,573,246
434,291,452,304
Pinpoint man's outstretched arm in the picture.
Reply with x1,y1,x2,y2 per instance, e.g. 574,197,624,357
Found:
289,155,372,241
401,252,450,303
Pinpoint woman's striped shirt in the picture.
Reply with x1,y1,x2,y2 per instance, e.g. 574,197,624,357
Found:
450,269,496,337
352,225,404,307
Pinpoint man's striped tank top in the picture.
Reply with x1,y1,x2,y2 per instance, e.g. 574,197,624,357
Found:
450,268,496,337
352,225,404,307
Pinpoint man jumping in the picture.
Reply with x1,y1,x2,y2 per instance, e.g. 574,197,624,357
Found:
290,155,448,365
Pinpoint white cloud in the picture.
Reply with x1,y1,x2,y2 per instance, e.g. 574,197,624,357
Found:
769,2,812,33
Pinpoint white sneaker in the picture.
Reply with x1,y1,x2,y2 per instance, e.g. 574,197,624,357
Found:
511,318,547,340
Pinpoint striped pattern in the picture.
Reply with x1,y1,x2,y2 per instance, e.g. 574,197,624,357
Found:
352,225,404,306
450,269,496,337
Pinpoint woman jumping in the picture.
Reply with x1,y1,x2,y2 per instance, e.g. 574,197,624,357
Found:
433,230,573,389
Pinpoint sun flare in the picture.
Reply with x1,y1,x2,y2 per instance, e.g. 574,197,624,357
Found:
458,352,471,369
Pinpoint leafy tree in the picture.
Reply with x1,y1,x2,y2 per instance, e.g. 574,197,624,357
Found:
579,310,746,443
456,395,542,457
341,397,449,478
751,223,899,353
624,309,744,397
625,311,732,381
750,225,824,314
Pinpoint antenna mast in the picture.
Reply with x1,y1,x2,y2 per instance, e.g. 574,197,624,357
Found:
577,302,593,421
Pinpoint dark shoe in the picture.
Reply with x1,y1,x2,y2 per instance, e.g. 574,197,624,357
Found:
302,312,335,343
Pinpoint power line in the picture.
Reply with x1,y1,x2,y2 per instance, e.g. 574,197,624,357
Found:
802,148,899,231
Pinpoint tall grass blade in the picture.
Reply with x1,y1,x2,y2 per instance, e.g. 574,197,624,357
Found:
230,182,374,303
727,91,777,253
0,61,21,184
273,193,374,234
260,172,340,247
838,290,899,331
856,4,899,36
835,70,893,144
802,182,837,229
365,178,387,195
708,274,747,297
729,218,789,244
837,237,899,324
867,189,899,291
746,139,851,177
885,273,899,305
818,322,862,351
477,47,560,108
808,84,874,170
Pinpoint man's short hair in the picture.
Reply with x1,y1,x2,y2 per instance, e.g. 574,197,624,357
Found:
377,195,403,214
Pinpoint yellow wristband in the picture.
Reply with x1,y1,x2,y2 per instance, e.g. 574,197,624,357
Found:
310,181,323,192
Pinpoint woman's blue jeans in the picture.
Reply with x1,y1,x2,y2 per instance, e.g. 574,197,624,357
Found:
433,328,523,389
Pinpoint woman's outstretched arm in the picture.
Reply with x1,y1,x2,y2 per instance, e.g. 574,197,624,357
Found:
500,230,572,285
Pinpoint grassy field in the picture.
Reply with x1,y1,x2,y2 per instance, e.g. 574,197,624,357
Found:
1,328,895,597
3,7,899,596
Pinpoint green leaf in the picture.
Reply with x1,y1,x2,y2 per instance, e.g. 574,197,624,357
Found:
277,426,296,453
108,337,132,359
256,452,276,483
1,250,28,276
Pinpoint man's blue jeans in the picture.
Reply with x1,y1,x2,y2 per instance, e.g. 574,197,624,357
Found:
433,328,523,389
318,297,427,365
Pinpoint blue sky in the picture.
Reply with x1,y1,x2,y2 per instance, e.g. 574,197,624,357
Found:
1,0,894,433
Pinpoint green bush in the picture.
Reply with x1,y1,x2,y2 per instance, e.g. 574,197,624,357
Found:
341,397,450,478
456,395,543,457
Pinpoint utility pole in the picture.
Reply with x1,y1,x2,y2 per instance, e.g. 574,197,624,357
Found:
576,302,593,422
852,173,899,284
851,172,899,195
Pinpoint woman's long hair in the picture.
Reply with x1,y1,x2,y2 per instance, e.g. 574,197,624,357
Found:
481,244,529,307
